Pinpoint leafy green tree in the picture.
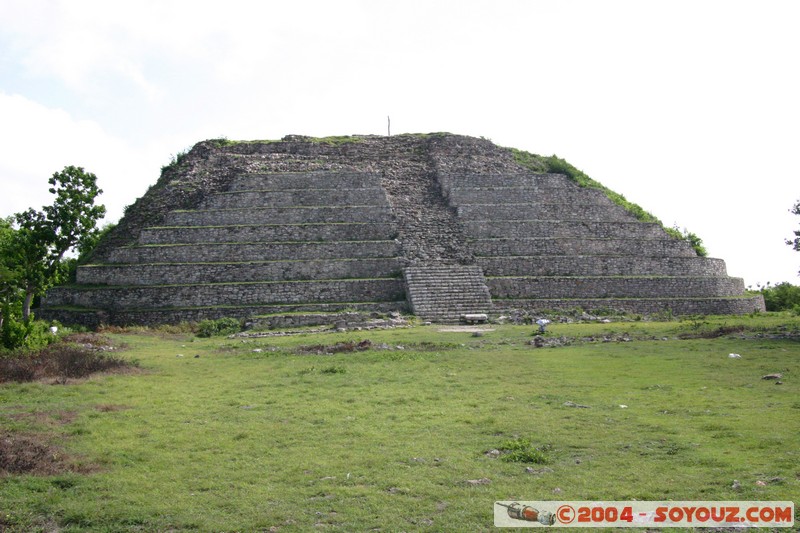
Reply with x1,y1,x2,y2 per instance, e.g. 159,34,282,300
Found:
789,199,800,274
11,166,106,320
0,217,22,331
756,281,800,313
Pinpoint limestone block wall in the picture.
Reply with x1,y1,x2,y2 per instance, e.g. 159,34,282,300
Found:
229,171,381,191
41,302,406,328
456,204,637,222
448,186,610,206
45,279,405,309
77,258,403,285
437,172,575,196
138,222,397,244
203,188,388,209
472,238,697,258
491,297,764,316
108,241,401,263
478,256,729,277
464,220,666,240
166,206,395,226
487,276,745,299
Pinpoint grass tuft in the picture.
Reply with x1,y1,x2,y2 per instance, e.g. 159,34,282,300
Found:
497,437,549,464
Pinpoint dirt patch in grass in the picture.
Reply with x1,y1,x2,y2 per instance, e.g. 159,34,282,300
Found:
295,339,460,355
93,404,130,413
4,410,79,427
678,325,747,339
0,334,137,383
438,326,495,333
297,339,374,355
0,431,92,476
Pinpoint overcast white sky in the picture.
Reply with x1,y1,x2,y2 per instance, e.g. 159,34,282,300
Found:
1,0,798,285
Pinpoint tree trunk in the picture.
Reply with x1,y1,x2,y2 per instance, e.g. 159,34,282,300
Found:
22,290,34,321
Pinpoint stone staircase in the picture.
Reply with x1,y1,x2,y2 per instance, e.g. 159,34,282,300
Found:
403,265,492,322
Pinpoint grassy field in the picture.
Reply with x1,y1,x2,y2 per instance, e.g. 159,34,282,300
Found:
1,314,799,531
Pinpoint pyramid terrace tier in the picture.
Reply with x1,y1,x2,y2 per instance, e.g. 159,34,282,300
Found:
463,220,668,240
40,301,408,328
107,241,401,263
456,204,637,222
165,206,396,226
487,276,746,299
478,256,729,277
492,296,765,316
471,237,697,257
43,278,405,309
227,171,383,191
202,188,389,209
438,173,582,194
76,258,403,285
138,223,398,245
447,186,612,206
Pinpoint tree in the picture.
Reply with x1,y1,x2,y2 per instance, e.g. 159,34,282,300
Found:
0,217,22,330
11,166,106,320
789,199,800,275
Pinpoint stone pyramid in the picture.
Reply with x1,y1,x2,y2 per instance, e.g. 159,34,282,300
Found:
39,133,764,326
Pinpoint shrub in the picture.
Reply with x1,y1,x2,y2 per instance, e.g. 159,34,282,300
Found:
197,317,242,338
756,282,800,312
665,226,707,257
498,437,549,464
1,318,60,351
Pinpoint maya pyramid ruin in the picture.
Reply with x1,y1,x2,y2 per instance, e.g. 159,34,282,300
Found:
39,133,765,326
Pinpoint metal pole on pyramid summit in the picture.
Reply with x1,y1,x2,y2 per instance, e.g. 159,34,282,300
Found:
387,115,391,136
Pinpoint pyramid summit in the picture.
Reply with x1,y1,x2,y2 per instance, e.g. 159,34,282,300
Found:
40,133,765,326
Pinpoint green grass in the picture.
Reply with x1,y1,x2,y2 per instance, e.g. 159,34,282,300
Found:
1,314,799,531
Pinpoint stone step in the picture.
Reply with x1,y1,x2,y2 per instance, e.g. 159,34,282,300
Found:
228,171,382,191
165,206,395,226
108,240,401,264
487,276,746,299
471,238,696,258
77,258,403,285
491,296,766,316
463,220,665,240
139,223,397,244
477,256,729,277
456,203,636,222
203,188,389,209
44,278,406,310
